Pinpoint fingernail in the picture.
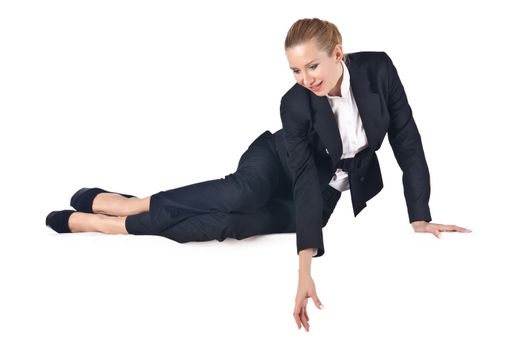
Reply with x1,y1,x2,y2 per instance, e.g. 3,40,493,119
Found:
320,304,324,309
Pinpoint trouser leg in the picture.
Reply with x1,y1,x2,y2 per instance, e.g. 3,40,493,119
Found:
125,129,342,242
125,184,341,243
158,131,280,213
126,196,296,242
126,131,285,234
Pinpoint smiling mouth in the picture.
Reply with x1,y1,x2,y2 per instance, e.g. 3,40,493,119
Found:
310,81,323,89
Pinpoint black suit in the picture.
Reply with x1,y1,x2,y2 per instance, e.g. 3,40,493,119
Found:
125,51,430,259
276,51,432,257
126,126,342,250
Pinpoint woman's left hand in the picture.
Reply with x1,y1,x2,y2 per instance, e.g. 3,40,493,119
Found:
411,221,472,238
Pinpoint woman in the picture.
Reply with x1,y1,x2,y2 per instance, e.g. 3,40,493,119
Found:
45,17,471,332
280,18,471,332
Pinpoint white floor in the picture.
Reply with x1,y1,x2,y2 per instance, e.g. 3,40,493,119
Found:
2,1,528,348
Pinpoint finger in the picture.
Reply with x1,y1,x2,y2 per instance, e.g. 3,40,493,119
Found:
293,302,302,329
440,224,472,233
454,225,472,232
300,306,309,331
294,313,301,329
427,228,439,238
312,293,324,310
435,225,454,232
415,230,439,237
301,307,310,331
301,300,309,324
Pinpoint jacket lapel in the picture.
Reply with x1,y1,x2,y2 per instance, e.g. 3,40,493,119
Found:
310,94,342,168
346,54,384,151
309,54,382,169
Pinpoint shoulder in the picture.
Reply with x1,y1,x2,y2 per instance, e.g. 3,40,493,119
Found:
345,51,391,66
345,51,395,80
281,81,308,102
280,81,311,115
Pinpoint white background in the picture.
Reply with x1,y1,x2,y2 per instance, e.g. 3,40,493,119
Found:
1,0,527,348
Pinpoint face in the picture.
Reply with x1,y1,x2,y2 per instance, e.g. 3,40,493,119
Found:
286,39,344,96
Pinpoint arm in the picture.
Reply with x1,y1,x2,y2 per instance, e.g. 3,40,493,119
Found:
299,248,318,274
280,97,325,331
280,98,325,257
384,52,472,236
384,52,432,223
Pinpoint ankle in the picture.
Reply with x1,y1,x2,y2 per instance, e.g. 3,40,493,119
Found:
68,212,92,232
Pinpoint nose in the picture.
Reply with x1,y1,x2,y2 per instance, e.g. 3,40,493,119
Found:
301,71,315,87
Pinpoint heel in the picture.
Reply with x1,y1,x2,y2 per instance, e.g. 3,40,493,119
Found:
46,210,75,233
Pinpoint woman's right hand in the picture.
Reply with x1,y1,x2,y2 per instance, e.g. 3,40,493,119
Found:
293,273,324,331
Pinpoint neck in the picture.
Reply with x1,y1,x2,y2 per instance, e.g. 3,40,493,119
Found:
327,61,344,97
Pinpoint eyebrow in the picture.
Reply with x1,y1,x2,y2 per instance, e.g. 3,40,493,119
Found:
289,59,319,70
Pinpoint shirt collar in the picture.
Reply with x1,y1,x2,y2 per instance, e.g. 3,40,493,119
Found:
325,59,350,99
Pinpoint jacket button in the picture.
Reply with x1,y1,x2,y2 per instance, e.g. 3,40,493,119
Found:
359,176,365,182
325,148,330,154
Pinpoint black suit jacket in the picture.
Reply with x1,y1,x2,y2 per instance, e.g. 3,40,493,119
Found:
277,51,432,257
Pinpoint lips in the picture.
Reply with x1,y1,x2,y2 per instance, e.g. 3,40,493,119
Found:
310,81,323,89
310,81,323,91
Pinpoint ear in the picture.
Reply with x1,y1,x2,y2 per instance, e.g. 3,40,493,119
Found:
333,44,344,62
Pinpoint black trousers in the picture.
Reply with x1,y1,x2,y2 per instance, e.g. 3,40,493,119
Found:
125,130,341,243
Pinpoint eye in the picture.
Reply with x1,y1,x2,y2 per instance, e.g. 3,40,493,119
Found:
292,64,318,75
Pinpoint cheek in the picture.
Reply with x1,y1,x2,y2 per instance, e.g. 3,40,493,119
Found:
315,68,327,81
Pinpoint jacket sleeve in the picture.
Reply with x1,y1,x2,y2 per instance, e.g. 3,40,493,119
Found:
383,52,432,223
280,97,325,257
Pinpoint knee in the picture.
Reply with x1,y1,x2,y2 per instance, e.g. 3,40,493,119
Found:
223,175,272,212
239,188,269,211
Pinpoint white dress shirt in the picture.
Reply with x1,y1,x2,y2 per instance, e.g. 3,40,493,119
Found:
326,59,369,192
312,60,369,257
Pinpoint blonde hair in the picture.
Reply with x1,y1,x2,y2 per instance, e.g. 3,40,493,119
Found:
284,18,343,59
